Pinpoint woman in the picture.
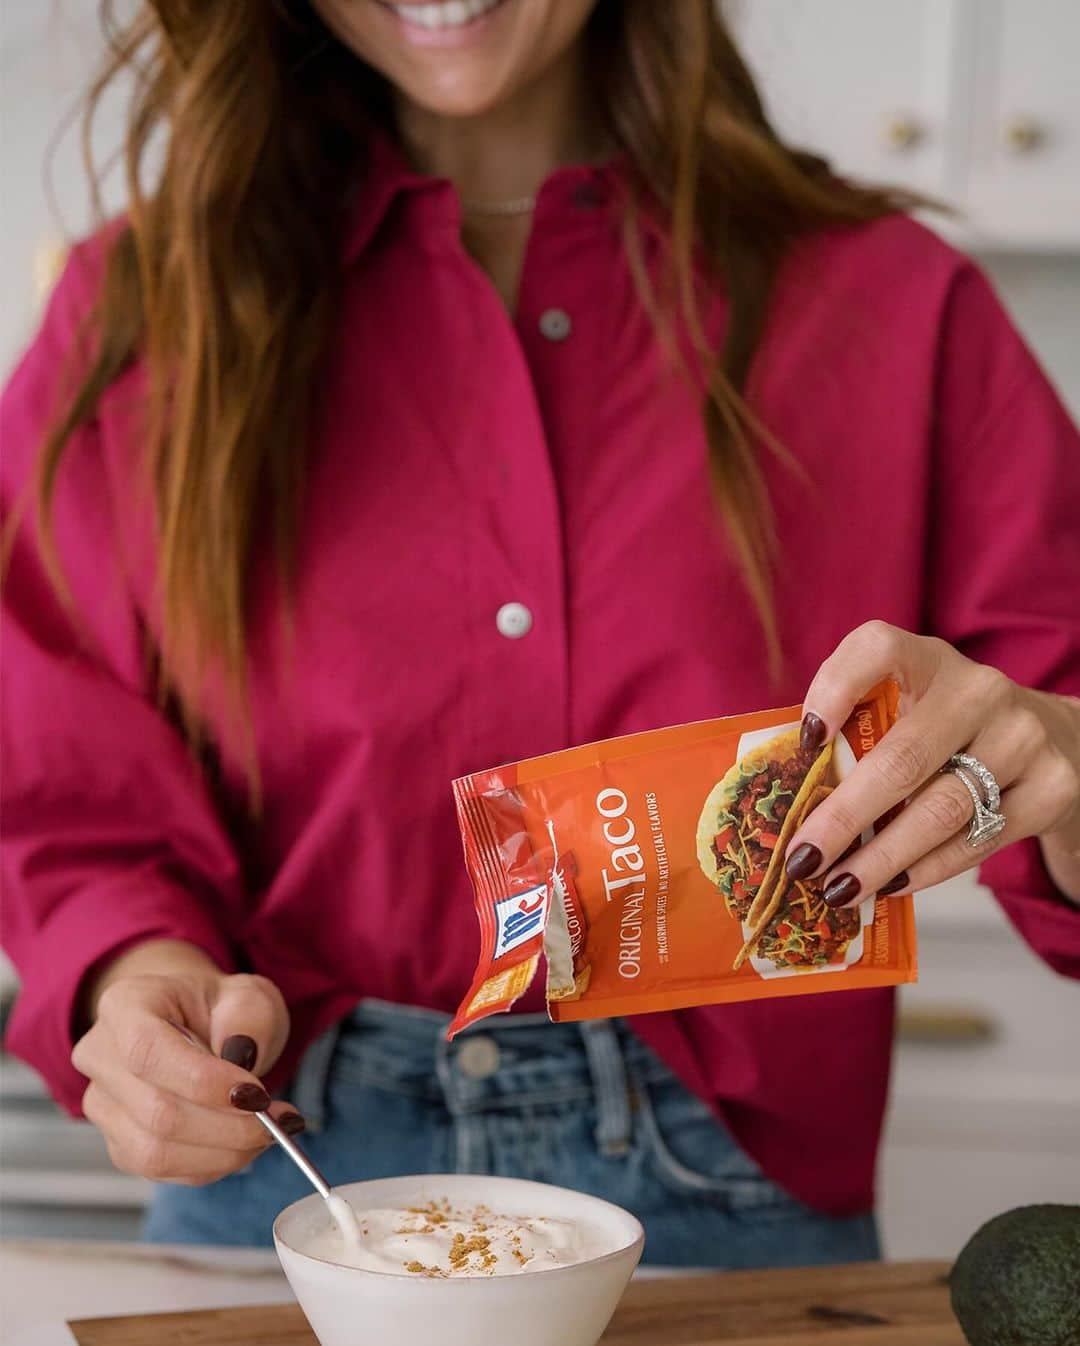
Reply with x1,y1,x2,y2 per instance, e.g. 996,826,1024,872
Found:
2,0,1078,1268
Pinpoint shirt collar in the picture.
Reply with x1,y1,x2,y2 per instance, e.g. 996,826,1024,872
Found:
339,129,644,266
340,130,437,265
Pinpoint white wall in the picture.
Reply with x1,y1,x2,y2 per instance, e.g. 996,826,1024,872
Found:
1,2,133,375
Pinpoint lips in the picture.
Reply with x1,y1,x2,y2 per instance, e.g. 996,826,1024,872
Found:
380,0,508,32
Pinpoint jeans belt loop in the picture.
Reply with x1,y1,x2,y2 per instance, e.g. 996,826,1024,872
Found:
578,1020,633,1158
434,1030,463,1117
287,1019,343,1133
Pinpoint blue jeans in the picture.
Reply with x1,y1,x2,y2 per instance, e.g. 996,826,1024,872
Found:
144,1001,878,1268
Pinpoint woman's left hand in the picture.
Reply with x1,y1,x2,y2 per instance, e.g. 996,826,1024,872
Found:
783,621,1080,907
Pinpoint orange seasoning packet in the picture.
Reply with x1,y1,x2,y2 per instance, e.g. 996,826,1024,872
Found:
449,681,916,1037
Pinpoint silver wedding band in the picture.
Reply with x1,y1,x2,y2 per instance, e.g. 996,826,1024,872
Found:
949,751,1002,812
943,753,1007,847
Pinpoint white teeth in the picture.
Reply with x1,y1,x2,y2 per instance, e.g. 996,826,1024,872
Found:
392,0,503,30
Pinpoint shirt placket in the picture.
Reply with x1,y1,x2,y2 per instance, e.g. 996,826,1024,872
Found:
445,207,586,769
512,175,610,752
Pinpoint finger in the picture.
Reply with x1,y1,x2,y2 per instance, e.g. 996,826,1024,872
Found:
816,772,978,907
816,714,1038,903
786,701,963,880
82,1081,269,1186
88,1003,270,1111
75,1052,293,1150
208,974,290,1076
800,621,946,749
879,784,1029,898
786,673,1006,881
899,752,1080,895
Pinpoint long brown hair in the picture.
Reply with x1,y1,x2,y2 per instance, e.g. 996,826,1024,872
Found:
34,0,917,759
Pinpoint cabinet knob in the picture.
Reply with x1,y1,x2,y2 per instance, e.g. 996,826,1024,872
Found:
884,116,924,152
897,1007,997,1044
1004,118,1046,153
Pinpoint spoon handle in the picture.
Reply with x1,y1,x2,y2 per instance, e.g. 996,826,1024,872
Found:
255,1110,333,1200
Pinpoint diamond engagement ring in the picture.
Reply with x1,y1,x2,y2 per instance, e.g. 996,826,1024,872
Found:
943,753,1007,847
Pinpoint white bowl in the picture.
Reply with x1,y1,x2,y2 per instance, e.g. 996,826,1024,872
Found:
273,1173,644,1346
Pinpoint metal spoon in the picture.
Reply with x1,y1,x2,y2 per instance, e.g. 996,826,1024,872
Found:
253,1112,364,1247
254,1110,332,1198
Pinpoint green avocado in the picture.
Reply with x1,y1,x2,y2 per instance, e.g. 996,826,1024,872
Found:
950,1204,1080,1346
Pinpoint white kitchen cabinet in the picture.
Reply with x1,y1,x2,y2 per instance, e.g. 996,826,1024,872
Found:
878,875,1080,1259
730,0,959,196
729,0,1080,251
962,0,1080,248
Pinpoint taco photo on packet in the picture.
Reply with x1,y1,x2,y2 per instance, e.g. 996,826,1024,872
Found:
693,728,867,976
694,729,836,949
733,778,864,975
449,681,916,1038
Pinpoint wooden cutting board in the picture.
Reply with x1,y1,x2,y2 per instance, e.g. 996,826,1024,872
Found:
69,1259,964,1345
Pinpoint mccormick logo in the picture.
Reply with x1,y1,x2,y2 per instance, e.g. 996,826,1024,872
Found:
493,883,549,960
552,851,587,964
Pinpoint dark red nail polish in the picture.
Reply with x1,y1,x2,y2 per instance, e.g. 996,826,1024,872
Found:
879,871,910,896
229,1082,271,1113
824,873,861,907
800,712,827,755
786,843,823,880
221,1034,257,1072
279,1111,306,1137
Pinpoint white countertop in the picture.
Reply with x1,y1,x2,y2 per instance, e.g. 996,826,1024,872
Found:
1,1238,692,1344
0,1239,290,1345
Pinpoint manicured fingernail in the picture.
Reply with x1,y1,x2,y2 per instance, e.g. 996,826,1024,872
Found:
878,871,910,896
279,1111,306,1137
786,843,823,880
824,873,861,907
800,712,827,754
221,1034,258,1072
229,1082,271,1112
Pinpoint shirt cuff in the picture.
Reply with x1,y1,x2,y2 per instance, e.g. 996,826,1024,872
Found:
982,838,1080,979
4,870,235,1115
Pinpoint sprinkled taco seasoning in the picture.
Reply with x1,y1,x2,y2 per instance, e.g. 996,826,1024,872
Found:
450,681,916,1037
302,1199,596,1277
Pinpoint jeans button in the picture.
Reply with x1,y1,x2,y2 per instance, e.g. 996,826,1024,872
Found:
457,1036,501,1080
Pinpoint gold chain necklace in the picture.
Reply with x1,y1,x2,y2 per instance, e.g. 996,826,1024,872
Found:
461,196,537,218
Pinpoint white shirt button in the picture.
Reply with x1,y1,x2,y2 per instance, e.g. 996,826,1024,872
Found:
539,308,572,342
457,1036,501,1080
495,602,533,639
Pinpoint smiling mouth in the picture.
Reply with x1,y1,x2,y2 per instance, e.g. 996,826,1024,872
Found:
377,0,511,33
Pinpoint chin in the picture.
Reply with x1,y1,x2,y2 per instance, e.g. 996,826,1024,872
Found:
397,68,519,119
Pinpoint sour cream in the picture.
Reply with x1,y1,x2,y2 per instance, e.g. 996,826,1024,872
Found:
304,1198,599,1277
325,1193,365,1253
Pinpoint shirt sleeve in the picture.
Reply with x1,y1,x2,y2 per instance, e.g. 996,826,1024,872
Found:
1,246,247,1114
925,259,1080,978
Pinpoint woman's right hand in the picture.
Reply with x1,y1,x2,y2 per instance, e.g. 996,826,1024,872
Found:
71,940,304,1185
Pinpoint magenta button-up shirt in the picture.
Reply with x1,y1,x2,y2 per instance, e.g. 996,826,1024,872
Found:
4,140,1079,1216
